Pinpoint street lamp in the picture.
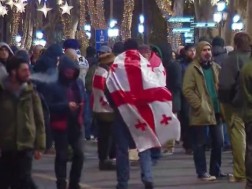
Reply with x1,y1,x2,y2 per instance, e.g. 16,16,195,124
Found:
138,14,145,42
108,19,119,43
232,14,244,31
84,24,91,39
213,0,228,36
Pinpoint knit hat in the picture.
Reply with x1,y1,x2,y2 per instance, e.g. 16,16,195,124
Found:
196,41,212,58
15,49,30,64
99,45,112,53
99,53,115,65
63,39,80,50
212,36,225,47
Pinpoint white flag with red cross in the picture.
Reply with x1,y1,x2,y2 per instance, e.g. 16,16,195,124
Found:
92,66,114,113
106,50,181,152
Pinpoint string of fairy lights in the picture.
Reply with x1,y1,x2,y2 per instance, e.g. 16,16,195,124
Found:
121,0,134,41
1,0,176,47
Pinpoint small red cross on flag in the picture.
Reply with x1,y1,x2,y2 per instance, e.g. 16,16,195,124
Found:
160,114,172,125
99,96,107,106
135,120,147,131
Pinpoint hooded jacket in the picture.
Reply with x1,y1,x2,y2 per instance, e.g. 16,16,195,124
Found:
212,46,228,67
33,44,63,73
0,42,14,80
183,41,221,126
46,55,85,131
0,78,45,151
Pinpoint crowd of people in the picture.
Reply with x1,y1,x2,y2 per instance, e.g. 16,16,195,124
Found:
0,32,251,189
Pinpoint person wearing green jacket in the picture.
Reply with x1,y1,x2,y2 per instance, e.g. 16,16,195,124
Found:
219,32,251,183
183,41,226,181
240,57,252,189
0,57,46,188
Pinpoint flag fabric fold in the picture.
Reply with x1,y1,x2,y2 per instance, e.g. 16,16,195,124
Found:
106,50,181,152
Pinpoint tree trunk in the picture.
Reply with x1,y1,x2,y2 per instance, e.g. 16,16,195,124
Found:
224,0,235,45
246,0,252,37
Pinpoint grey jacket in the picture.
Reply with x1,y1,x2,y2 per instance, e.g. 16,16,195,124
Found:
218,51,251,104
212,46,228,67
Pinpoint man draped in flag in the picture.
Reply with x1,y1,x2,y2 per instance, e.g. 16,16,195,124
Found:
106,39,180,189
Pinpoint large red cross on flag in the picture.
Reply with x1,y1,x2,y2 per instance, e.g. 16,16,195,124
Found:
106,50,180,152
92,66,114,113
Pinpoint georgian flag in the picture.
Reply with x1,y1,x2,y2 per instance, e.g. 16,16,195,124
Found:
92,66,114,113
106,50,181,152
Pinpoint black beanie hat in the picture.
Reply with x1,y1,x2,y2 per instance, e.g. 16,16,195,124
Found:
63,39,80,50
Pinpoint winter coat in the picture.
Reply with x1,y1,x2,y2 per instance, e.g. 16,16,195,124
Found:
182,60,221,126
0,78,45,151
212,46,228,67
166,61,182,113
46,56,85,131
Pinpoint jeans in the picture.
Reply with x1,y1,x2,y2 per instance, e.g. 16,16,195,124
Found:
97,118,116,161
179,97,192,150
53,124,84,189
0,150,37,189
245,123,252,189
191,123,224,177
113,113,153,189
223,123,231,147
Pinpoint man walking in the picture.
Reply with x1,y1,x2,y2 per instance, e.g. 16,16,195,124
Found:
240,55,252,189
106,39,180,189
0,57,45,188
47,55,85,189
183,41,225,181
219,32,251,182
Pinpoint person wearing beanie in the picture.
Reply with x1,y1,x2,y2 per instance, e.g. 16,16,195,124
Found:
212,36,228,66
219,32,252,183
0,42,14,81
92,52,116,171
183,41,227,181
46,55,85,189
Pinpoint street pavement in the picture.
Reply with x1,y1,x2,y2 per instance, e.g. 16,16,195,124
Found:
34,142,245,189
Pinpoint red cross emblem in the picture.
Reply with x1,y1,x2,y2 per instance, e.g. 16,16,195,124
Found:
160,114,172,125
110,51,172,133
110,64,118,72
135,120,147,131
99,96,107,106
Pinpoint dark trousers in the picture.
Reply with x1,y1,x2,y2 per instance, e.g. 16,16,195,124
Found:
53,126,84,189
245,123,252,189
97,119,116,161
0,150,37,189
179,98,192,150
191,124,223,177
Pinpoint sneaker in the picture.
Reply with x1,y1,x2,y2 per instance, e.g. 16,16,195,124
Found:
229,175,246,183
198,173,216,181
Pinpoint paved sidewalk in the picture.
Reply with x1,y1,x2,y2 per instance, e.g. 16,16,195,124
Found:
34,143,245,189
